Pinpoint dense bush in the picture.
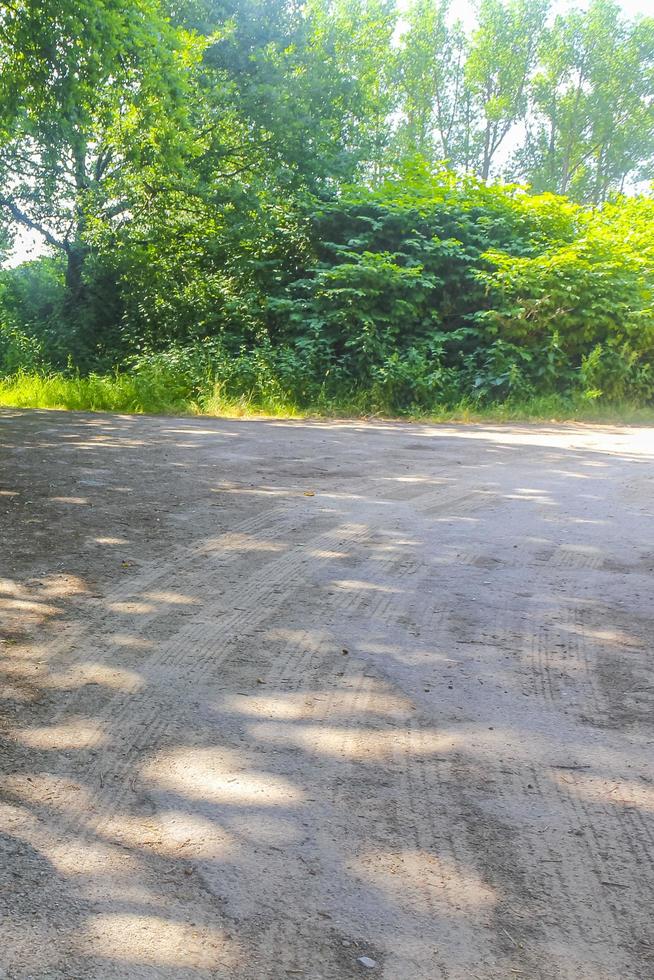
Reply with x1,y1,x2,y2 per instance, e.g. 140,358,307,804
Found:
261,169,653,409
1,167,653,414
0,254,125,371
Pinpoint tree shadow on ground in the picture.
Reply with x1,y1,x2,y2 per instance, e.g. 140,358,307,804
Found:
1,409,653,978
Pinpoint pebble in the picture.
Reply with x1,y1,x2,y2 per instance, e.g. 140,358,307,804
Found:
357,956,377,969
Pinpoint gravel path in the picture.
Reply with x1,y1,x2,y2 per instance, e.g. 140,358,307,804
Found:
1,409,653,979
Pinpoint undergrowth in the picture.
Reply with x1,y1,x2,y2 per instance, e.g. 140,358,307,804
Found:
1,370,653,425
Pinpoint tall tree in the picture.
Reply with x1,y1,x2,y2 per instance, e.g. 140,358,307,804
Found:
395,0,470,169
176,0,398,187
466,0,549,181
0,0,198,308
306,0,399,181
517,0,654,201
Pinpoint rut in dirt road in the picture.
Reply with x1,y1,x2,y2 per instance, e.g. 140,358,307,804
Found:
1,409,653,980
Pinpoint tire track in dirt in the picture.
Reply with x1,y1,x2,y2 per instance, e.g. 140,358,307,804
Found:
7,518,389,847
24,502,322,662
448,581,654,978
2,517,384,978
4,413,654,980
184,515,445,977
19,518,376,789
528,606,606,721
236,554,456,977
11,468,374,665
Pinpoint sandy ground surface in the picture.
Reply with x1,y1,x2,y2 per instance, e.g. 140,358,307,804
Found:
0,409,653,980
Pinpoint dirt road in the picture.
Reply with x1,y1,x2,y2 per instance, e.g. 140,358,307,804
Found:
1,409,653,979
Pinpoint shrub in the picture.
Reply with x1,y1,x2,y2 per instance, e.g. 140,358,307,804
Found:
2,165,653,413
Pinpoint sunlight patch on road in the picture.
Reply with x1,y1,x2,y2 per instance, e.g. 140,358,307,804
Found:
142,747,304,806
331,579,401,593
35,574,89,597
144,590,200,605
82,913,241,968
0,596,62,615
308,548,348,559
49,496,90,505
552,771,654,811
45,661,144,691
113,810,235,859
106,600,157,614
107,634,154,650
352,848,497,913
226,688,412,722
4,773,93,813
48,839,139,875
10,719,106,750
204,532,286,553
249,723,458,760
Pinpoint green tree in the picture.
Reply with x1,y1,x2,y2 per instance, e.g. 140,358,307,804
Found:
517,0,654,201
466,0,549,181
0,0,198,315
173,0,399,188
305,0,398,181
395,0,471,169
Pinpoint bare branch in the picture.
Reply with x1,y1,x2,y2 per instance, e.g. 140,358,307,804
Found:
0,195,66,252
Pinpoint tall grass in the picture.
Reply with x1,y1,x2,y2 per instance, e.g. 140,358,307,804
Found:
0,371,306,416
1,369,654,424
0,371,182,413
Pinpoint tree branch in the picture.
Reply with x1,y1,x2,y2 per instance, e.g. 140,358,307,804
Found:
0,196,66,252
94,145,114,182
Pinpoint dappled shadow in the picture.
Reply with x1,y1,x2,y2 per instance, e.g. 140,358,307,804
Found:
1,409,654,978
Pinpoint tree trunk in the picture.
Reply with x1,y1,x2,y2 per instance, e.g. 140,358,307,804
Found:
64,243,88,311
481,126,492,182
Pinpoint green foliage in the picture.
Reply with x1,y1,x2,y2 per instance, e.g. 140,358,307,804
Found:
0,369,191,414
478,194,654,360
0,324,44,375
0,255,124,370
0,0,202,334
466,0,549,180
519,0,654,200
3,363,654,425
1,0,654,419
580,344,654,402
394,0,469,166
3,163,654,414
266,168,579,391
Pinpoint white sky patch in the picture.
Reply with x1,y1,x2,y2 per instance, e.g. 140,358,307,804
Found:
5,227,45,267
416,0,654,30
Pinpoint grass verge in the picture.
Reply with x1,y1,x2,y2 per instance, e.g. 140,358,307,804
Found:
1,370,654,425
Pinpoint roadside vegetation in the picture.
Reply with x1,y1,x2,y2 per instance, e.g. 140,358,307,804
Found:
1,0,654,421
